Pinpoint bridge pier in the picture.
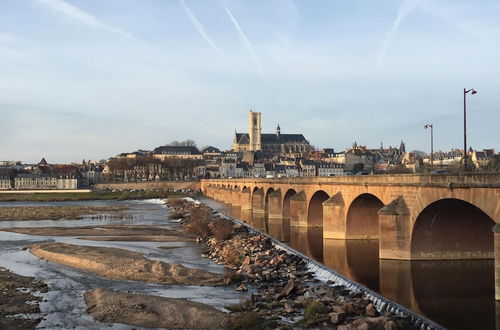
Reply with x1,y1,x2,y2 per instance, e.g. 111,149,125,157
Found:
290,191,307,227
230,188,240,205
378,197,412,260
495,228,500,301
240,187,252,210
323,192,347,239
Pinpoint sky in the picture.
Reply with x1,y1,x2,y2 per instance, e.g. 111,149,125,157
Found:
0,0,499,163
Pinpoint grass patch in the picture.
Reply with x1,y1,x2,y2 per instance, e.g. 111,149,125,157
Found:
304,301,328,319
0,190,201,202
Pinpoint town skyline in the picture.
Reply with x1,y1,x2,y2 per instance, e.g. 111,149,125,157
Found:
1,0,499,163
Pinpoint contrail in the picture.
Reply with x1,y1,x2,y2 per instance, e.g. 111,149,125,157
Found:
377,0,421,66
180,0,226,58
35,0,136,40
223,3,266,81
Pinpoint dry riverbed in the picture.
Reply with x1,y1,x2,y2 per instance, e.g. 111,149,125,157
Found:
0,205,128,221
0,267,48,330
0,198,420,329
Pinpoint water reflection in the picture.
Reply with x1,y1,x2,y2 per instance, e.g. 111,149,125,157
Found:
221,206,497,330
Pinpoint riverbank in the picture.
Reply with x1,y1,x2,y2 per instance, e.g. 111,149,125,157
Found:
169,198,418,329
0,205,128,221
0,190,202,202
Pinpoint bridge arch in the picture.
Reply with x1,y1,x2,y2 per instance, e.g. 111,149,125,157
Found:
282,189,297,219
346,193,384,239
411,198,495,260
307,190,330,227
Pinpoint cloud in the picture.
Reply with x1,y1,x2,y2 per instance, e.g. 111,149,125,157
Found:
377,0,421,66
223,3,266,81
179,0,226,59
35,0,137,40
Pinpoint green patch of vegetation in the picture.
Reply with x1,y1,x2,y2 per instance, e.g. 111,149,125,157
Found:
0,190,201,202
304,301,328,319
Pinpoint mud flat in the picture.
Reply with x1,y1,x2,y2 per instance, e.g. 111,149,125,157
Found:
0,267,48,330
78,235,194,242
0,224,191,239
85,288,230,329
0,205,127,221
29,242,223,286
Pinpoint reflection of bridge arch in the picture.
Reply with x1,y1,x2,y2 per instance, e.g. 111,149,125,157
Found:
307,190,330,227
282,189,297,219
264,188,275,214
346,193,384,239
411,198,495,260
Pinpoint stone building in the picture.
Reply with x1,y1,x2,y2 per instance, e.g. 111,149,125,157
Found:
232,110,313,154
0,176,11,190
152,146,203,160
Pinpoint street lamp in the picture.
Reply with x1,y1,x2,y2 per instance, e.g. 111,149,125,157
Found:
463,88,477,171
424,124,433,170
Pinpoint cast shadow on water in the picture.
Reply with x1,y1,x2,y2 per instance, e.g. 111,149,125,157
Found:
223,205,497,330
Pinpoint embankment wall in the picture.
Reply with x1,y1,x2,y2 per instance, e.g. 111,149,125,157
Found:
95,181,200,191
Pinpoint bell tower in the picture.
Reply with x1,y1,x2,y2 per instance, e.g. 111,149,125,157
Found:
248,110,262,151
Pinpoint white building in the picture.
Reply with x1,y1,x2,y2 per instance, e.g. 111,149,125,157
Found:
0,176,11,190
317,163,344,176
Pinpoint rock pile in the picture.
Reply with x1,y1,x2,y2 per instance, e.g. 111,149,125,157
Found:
167,199,414,329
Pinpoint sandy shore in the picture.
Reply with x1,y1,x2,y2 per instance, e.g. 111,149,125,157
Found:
85,288,230,329
30,242,224,286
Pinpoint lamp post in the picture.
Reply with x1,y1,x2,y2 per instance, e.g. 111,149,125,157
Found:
463,88,477,171
424,124,433,170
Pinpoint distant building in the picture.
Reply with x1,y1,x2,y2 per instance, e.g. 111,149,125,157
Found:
14,174,77,190
0,176,11,190
153,146,203,160
317,163,344,176
232,110,313,154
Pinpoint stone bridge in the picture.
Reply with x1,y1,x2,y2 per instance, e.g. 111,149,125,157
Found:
201,174,500,261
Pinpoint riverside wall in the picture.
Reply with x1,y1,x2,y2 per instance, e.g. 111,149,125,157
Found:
95,180,200,191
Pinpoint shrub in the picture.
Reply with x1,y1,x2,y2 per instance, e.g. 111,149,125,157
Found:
220,244,244,267
230,311,263,329
184,208,212,237
211,219,235,240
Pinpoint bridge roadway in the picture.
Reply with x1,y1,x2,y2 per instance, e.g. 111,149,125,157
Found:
201,174,500,297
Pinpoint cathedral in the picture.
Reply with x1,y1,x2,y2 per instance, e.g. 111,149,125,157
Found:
232,110,313,154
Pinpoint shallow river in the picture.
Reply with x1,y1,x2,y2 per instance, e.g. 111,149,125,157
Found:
203,198,499,330
0,199,244,330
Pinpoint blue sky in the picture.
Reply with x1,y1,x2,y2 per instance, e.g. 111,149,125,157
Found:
0,0,499,163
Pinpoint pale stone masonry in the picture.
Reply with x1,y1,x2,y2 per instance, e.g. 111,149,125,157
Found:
0,176,11,190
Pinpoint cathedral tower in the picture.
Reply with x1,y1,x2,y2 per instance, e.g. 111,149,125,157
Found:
248,110,262,151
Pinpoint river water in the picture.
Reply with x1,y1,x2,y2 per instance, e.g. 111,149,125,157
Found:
0,199,245,329
206,199,498,330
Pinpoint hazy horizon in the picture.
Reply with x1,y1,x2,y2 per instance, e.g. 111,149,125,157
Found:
1,0,499,163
